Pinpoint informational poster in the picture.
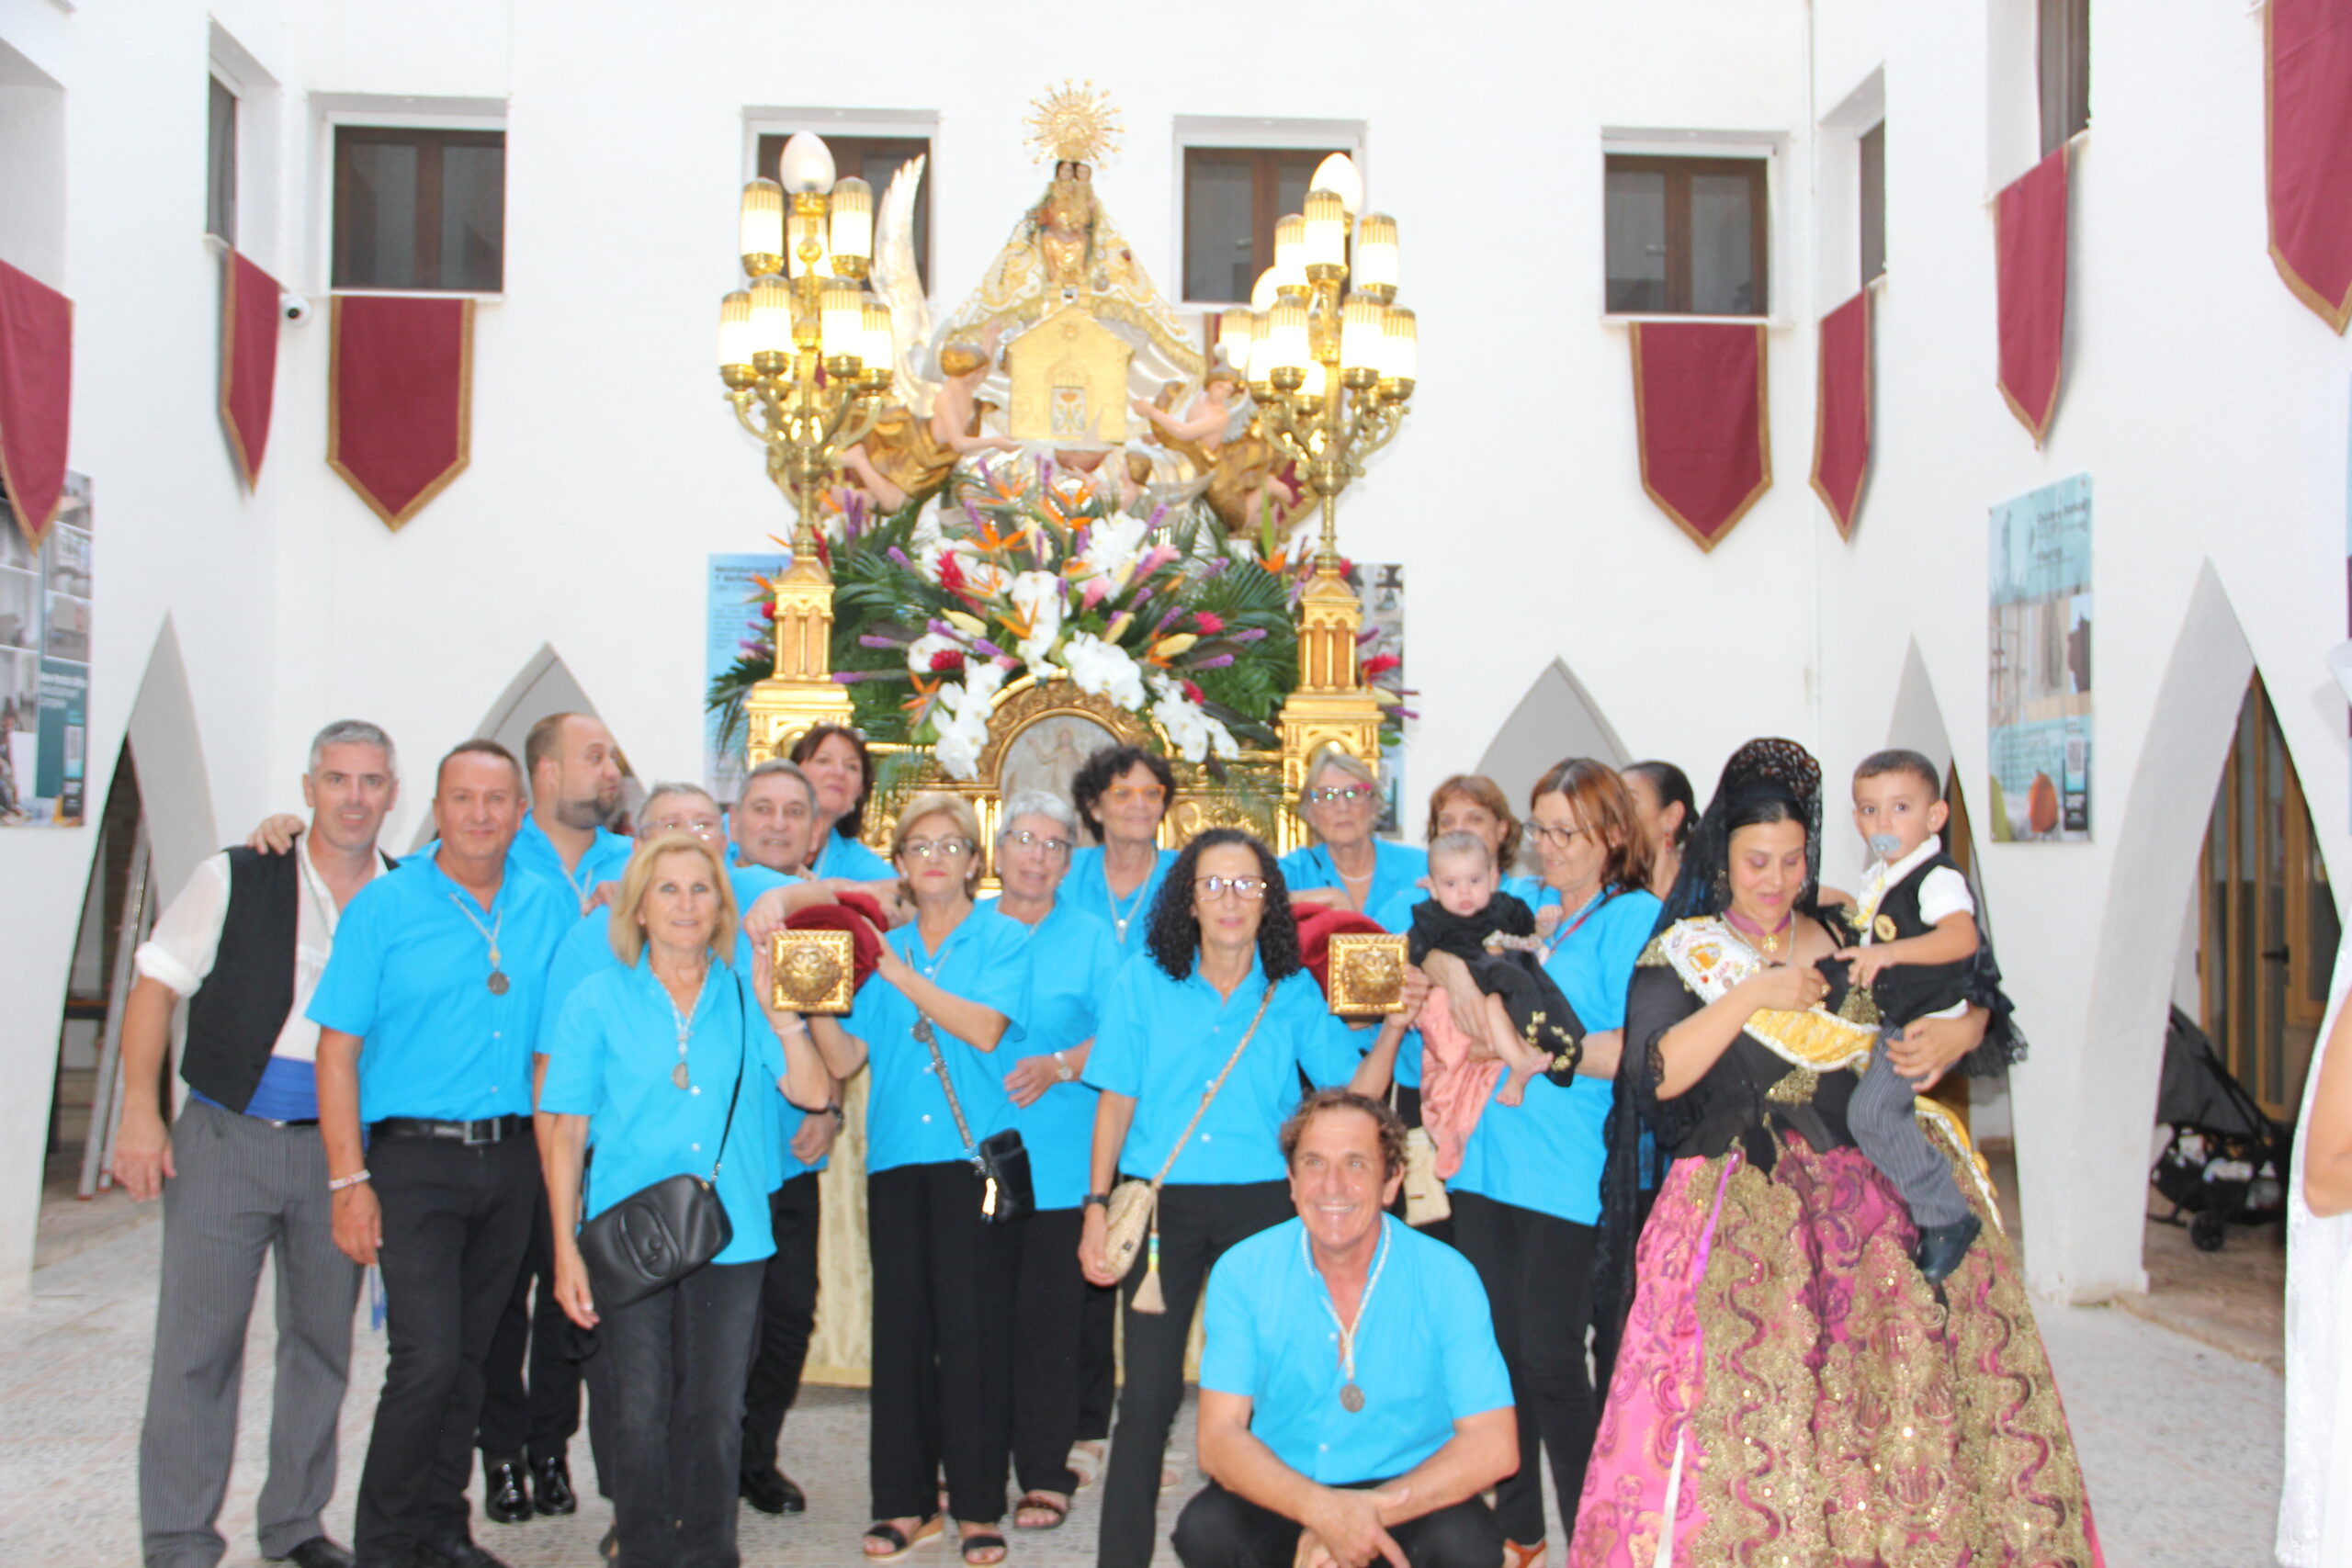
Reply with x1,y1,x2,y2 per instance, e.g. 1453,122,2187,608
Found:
706,550,788,801
1,472,92,826
1349,561,1407,835
1987,474,2091,842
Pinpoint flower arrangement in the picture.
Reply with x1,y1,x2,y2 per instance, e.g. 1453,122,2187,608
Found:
707,456,1399,781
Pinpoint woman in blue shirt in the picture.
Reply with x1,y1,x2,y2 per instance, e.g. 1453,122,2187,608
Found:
789,722,896,884
537,832,837,1568
1421,761,1658,1568
808,793,1030,1567
1063,744,1179,952
978,790,1124,1533
1280,744,1428,918
1077,829,1411,1568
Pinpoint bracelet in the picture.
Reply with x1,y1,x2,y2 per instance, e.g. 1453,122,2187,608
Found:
328,1169,370,1193
1083,1192,1111,1211
1052,1049,1074,1082
825,1100,845,1126
775,1017,809,1035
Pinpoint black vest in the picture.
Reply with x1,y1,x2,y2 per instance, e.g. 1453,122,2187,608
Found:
180,846,393,1112
1869,849,1973,1029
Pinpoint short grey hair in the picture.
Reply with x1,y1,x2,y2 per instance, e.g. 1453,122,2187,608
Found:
638,780,719,837
742,757,817,810
1295,742,1377,814
997,790,1080,843
309,719,397,777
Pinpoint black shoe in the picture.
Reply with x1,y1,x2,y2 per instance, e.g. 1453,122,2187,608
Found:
481,1457,533,1525
269,1538,357,1568
415,1539,512,1568
529,1453,577,1517
1913,1214,1983,1285
740,1464,808,1515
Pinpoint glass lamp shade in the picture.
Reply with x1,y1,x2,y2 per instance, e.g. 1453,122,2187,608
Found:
1246,320,1278,389
738,179,785,265
1272,214,1305,275
1302,190,1348,270
1312,152,1364,217
829,176,874,267
718,289,753,367
1381,306,1418,383
1353,214,1399,294
1303,358,1329,400
777,131,836,195
863,300,895,372
786,206,830,279
1266,300,1311,378
747,275,795,356
1340,298,1386,376
1250,267,1283,311
820,279,864,361
1217,308,1256,369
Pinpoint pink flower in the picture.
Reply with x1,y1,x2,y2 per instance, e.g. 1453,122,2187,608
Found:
929,649,967,673
1193,611,1226,635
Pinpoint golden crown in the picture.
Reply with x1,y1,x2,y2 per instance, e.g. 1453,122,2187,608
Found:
1025,79,1124,167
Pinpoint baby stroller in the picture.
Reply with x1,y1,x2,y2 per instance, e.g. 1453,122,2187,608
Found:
2149,1006,2289,1251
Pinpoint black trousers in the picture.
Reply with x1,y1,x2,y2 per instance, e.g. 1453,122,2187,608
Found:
739,1170,822,1475
599,1258,764,1568
1098,1179,1293,1568
1076,1256,1116,1446
355,1132,538,1563
1172,1479,1505,1568
866,1161,1019,1524
1450,1190,1599,1549
1589,1184,1659,1405
1009,1206,1100,1495
476,1155,587,1467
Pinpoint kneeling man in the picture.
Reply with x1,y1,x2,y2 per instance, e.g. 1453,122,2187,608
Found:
1177,1089,1515,1568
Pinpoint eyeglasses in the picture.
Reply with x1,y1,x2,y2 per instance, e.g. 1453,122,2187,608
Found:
644,816,724,840
1193,874,1269,901
1307,784,1375,805
1528,820,1593,850
1002,829,1071,856
900,838,973,861
1107,784,1167,806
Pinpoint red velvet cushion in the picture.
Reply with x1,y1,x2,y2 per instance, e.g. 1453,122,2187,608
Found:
1290,903,1386,999
785,894,888,990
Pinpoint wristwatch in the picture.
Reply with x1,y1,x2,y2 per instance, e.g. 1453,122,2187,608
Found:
824,1100,845,1127
1082,1192,1112,1211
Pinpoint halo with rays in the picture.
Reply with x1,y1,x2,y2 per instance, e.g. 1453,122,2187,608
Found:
1024,79,1124,167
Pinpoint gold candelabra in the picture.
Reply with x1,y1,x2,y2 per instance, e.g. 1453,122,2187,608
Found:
1218,155,1419,794
716,132,896,758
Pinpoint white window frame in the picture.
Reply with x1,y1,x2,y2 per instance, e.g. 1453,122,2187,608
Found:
311,94,509,299
1599,128,1788,326
1170,116,1365,310
1815,70,1886,310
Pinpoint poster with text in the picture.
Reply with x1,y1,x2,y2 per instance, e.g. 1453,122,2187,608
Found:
2,472,91,826
706,551,788,802
1348,561,1407,835
1987,474,2090,841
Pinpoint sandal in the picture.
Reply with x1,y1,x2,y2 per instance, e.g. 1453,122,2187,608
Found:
1013,1491,1069,1529
863,1515,944,1561
1066,1439,1104,1490
957,1526,1009,1566
1505,1540,1547,1568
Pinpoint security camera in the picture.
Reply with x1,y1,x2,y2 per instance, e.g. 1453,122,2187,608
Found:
281,293,313,325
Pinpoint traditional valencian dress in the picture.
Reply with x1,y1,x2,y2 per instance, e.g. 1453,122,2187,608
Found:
1568,915,2103,1568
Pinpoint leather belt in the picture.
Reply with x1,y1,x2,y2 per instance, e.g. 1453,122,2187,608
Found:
369,1113,527,1145
256,1117,321,1129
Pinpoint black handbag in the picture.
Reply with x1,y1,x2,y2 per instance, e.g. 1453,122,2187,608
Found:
915,1011,1035,1224
575,984,749,1310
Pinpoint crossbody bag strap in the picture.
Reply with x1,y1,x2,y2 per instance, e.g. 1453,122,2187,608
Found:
707,978,751,1182
1146,981,1278,1191
916,1012,984,1166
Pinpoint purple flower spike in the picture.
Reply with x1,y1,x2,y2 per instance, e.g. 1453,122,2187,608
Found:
1153,604,1184,637
739,639,769,656
859,634,904,649
1231,626,1267,643
974,638,1006,659
888,546,914,570
1191,653,1235,671
929,618,959,637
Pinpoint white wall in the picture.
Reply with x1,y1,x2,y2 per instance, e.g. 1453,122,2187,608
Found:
0,0,2344,1303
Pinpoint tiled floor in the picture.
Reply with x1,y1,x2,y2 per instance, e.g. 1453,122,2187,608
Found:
5,1190,2285,1568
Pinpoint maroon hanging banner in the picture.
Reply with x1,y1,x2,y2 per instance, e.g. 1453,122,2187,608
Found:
0,259,73,547
1995,148,2069,446
1810,289,1872,538
1629,321,1771,552
220,250,283,490
328,295,474,530
2267,0,2352,333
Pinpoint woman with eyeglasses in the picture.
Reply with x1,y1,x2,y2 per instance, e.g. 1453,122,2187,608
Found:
1064,745,1179,950
1280,744,1428,916
975,791,1124,1534
1078,829,1418,1568
1419,760,1659,1568
805,792,1032,1567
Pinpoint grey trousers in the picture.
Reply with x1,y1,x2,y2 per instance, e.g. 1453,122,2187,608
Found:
1850,1033,1973,1229
139,1098,363,1568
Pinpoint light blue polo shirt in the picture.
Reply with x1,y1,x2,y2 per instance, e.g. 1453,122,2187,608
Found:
1201,1215,1512,1484
1366,873,1550,1094
975,897,1121,1211
308,852,574,1122
512,815,635,913
1061,844,1177,952
538,959,789,1265
812,829,894,883
1280,839,1430,922
1446,886,1659,1224
1086,956,1359,1185
845,908,1032,1174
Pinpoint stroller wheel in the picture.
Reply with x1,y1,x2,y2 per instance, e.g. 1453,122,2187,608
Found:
2190,1210,2227,1252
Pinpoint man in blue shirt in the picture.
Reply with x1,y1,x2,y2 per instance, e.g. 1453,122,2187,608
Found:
1178,1089,1514,1568
310,739,574,1568
510,711,632,913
